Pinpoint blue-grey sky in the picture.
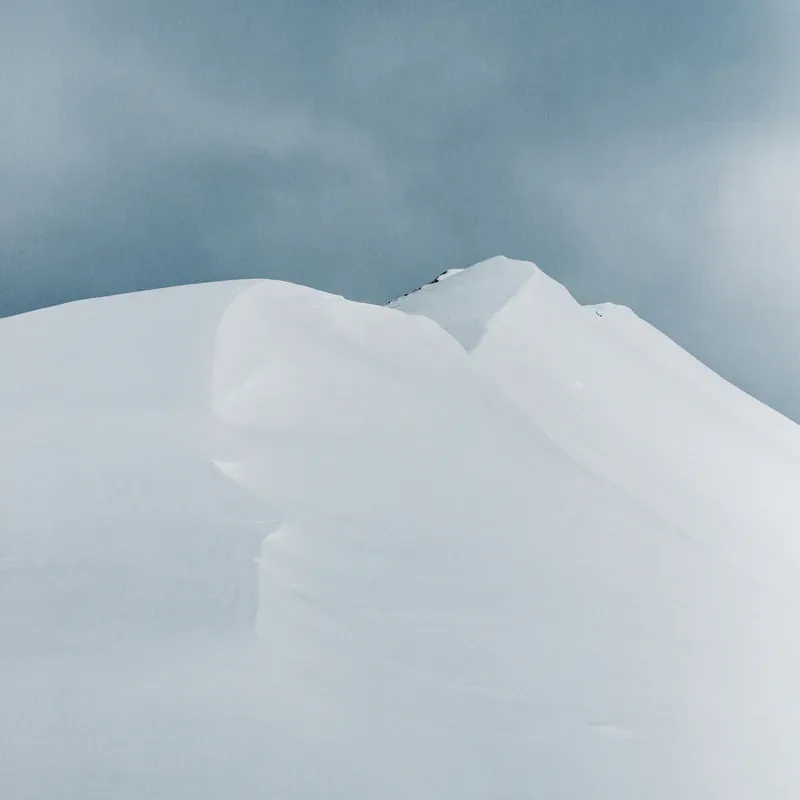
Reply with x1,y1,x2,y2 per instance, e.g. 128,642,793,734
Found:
1,0,798,418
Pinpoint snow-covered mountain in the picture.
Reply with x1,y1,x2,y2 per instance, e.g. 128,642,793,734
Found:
2,256,800,798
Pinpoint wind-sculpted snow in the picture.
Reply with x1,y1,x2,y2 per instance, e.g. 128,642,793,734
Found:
395,256,800,574
3,260,800,798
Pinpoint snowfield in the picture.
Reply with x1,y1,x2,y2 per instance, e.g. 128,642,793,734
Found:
2,256,800,798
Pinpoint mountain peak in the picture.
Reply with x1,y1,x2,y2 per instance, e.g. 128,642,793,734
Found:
391,255,573,351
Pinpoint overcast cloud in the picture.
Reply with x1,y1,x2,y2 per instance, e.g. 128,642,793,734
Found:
1,0,797,418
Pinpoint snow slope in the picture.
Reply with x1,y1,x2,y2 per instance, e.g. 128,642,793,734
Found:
393,256,800,576
3,258,800,798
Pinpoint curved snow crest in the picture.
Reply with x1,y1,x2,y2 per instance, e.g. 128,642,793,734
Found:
212,278,476,437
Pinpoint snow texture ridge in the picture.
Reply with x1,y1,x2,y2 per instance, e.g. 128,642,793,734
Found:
3,258,800,798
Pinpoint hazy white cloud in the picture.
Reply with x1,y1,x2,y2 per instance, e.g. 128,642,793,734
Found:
715,133,800,295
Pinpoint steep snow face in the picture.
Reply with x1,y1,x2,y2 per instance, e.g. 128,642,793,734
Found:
393,256,800,576
3,260,800,798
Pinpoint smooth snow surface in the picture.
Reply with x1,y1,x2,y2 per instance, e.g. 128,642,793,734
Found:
3,258,800,798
